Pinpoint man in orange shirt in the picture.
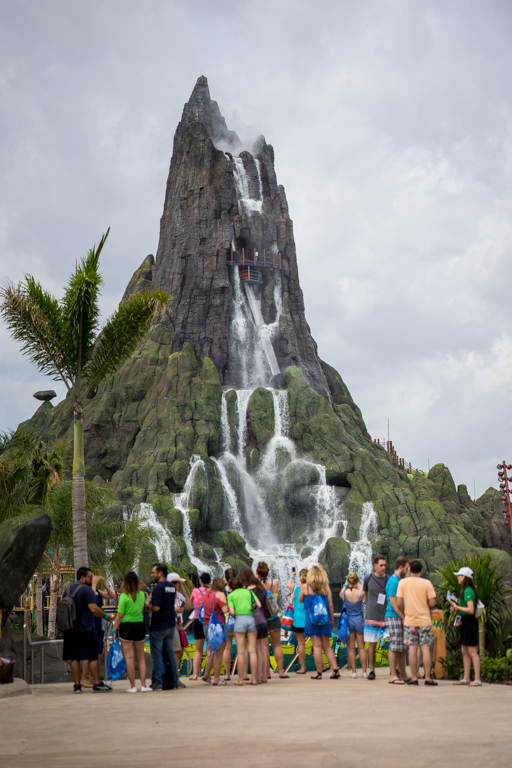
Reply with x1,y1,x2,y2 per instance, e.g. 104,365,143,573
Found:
396,559,437,686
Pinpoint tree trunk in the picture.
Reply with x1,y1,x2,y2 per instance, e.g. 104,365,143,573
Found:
23,584,32,633
35,569,43,636
72,407,88,570
478,619,486,659
48,557,60,640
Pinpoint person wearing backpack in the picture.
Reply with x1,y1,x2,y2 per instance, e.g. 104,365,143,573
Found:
299,565,340,679
190,572,211,680
201,578,229,685
449,567,482,687
256,562,289,679
60,567,113,693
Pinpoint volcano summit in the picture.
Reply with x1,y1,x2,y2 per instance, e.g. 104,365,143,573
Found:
22,77,512,583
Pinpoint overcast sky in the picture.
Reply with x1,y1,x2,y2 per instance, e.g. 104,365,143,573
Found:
1,0,511,497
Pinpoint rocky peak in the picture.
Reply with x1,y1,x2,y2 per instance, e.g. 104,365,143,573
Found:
180,76,241,149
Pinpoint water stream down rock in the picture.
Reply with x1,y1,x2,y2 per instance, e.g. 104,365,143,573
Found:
20,77,512,584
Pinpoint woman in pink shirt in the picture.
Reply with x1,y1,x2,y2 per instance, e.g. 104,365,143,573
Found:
201,578,228,685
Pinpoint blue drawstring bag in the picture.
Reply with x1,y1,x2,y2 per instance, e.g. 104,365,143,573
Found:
107,637,126,681
310,594,329,626
206,595,226,656
225,612,235,634
337,608,349,644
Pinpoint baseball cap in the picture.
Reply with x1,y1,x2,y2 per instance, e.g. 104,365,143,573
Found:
453,567,473,578
167,572,186,582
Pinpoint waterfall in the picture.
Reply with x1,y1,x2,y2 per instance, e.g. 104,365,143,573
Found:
233,156,263,214
220,390,232,453
173,455,212,573
129,502,178,564
348,501,378,578
244,283,281,378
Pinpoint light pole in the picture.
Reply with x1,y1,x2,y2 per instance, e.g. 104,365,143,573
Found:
497,461,512,539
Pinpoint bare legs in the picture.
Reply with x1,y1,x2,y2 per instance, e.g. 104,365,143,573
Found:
192,638,204,679
212,642,227,684
296,632,306,673
368,641,378,672
312,635,338,675
269,628,288,677
257,637,268,682
223,635,233,680
234,632,258,685
121,641,147,688
409,643,432,682
347,633,367,675
462,644,480,682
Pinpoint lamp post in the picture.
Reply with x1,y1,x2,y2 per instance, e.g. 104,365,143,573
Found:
497,461,512,539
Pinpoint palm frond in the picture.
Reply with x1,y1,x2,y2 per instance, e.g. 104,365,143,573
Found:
83,289,169,389
61,229,109,377
0,280,71,386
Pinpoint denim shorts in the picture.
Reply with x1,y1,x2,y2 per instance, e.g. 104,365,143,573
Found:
234,614,256,634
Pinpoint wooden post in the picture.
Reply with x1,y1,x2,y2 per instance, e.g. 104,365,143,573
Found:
254,249,257,264
431,609,447,679
242,248,245,266
231,246,233,266
279,252,282,269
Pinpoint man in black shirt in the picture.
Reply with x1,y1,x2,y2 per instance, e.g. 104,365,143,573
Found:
62,567,112,693
147,563,184,690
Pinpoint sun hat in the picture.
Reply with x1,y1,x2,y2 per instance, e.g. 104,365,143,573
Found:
167,572,186,582
453,567,473,578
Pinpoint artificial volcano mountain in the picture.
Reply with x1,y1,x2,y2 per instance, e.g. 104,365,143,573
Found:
21,78,512,582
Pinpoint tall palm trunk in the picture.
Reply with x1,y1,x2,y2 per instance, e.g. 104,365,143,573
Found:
35,569,43,636
478,618,486,659
47,555,61,640
23,584,32,633
72,405,88,570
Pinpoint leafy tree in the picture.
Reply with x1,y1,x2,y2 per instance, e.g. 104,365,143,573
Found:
436,553,511,657
0,229,169,569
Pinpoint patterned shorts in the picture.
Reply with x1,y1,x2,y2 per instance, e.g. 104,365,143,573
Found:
386,616,406,652
404,625,433,647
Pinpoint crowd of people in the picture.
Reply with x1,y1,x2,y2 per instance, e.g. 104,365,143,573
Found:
61,554,482,692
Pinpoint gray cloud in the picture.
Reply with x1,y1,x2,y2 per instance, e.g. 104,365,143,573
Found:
1,0,511,496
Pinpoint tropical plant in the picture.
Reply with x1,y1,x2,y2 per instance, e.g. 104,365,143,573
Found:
481,653,512,683
0,229,169,569
0,428,34,522
436,553,512,657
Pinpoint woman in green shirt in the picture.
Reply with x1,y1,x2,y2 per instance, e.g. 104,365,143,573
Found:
449,567,481,686
113,571,151,693
227,567,262,686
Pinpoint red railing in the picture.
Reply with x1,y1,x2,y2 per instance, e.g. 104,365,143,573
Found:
371,438,419,473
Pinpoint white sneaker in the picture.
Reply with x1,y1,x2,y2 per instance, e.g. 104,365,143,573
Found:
362,673,368,679
140,686,153,692
350,673,357,678
125,687,137,693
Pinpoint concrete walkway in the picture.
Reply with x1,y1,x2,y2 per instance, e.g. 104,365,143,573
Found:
0,671,510,768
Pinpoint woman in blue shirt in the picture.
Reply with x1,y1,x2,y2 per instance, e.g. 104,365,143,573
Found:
287,568,308,674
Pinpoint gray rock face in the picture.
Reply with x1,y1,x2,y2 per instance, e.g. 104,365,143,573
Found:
149,76,331,399
0,510,52,620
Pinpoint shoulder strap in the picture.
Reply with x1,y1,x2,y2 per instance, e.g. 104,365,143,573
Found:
71,584,85,598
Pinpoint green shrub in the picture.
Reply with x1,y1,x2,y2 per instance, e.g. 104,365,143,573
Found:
438,650,465,680
481,652,512,683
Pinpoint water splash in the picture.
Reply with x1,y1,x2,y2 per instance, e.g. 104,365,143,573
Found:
348,501,378,578
233,156,263,214
173,455,212,573
129,503,179,565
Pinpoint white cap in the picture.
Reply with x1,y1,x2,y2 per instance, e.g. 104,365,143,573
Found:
454,567,473,578
167,572,185,582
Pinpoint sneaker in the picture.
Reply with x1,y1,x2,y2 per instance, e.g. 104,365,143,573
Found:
362,673,368,679
350,673,357,679
92,681,113,692
176,680,186,689
73,684,82,694
140,686,153,692
125,686,137,693
368,671,376,680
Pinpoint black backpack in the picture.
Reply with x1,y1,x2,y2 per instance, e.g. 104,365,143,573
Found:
56,584,84,631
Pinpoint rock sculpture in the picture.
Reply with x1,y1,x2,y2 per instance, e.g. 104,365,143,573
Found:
17,78,512,583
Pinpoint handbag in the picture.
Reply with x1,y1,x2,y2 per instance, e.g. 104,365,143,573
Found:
281,602,294,630
337,608,349,644
106,637,126,681
250,590,268,632
264,579,279,619
178,628,188,648
206,595,227,656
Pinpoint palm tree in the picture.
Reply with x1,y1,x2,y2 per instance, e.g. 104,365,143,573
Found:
0,229,168,569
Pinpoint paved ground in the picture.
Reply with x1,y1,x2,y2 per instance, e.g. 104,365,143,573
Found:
0,670,510,768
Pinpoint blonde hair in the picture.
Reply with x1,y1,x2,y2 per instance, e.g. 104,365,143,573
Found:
346,572,359,586
299,568,308,584
306,565,329,595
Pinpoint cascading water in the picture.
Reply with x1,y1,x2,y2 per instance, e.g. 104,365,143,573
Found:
128,502,179,565
347,501,378,576
233,156,263,214
173,455,212,574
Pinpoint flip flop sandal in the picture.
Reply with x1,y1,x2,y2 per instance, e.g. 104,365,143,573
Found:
453,680,470,685
389,678,405,684
468,681,482,687
311,673,322,680
295,670,307,674
279,674,290,679
330,669,341,679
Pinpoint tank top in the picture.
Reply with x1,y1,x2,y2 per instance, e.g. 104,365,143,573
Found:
342,588,364,621
293,585,306,628
202,590,225,625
